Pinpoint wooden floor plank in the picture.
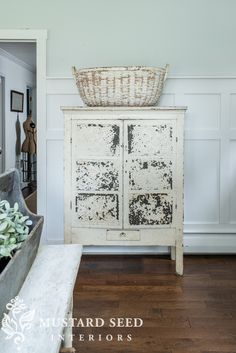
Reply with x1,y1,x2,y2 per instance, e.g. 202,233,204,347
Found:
73,255,236,353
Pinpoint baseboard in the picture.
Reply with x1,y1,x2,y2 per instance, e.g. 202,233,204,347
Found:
44,233,236,254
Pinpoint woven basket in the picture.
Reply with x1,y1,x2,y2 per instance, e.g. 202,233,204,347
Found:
72,65,169,107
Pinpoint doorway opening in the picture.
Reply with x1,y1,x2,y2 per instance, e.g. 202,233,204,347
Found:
0,30,47,229
0,75,5,174
0,41,37,212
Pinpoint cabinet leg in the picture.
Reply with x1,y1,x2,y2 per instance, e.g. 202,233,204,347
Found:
170,246,176,260
175,242,183,276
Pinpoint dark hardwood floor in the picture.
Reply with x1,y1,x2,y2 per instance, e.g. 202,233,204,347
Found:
73,255,236,353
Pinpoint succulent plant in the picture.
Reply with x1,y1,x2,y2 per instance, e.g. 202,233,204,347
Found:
0,200,32,259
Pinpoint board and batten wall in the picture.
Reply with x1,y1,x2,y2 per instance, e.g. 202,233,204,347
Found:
45,77,236,253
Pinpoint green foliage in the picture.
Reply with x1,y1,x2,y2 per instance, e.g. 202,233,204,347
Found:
0,200,32,259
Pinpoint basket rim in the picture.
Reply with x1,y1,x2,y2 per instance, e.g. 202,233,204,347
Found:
73,65,167,74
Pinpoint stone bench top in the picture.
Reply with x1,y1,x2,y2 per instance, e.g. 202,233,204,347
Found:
0,244,82,353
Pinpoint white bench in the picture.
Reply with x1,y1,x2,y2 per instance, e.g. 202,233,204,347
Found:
0,244,82,353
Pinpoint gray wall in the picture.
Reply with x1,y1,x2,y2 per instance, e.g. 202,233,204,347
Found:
1,0,236,76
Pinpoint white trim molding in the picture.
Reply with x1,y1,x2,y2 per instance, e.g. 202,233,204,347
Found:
0,47,35,73
46,234,236,254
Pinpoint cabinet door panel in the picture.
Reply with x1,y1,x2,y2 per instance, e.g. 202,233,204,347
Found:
127,122,174,156
129,193,173,226
124,120,176,228
129,159,173,191
75,160,119,192
71,120,122,228
74,193,119,226
72,122,120,158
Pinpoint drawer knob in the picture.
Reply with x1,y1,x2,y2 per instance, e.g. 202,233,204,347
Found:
119,232,126,238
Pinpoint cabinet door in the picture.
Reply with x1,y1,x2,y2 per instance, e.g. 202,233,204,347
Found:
71,120,123,228
123,120,176,228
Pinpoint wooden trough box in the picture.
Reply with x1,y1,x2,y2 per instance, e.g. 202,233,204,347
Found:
0,169,43,321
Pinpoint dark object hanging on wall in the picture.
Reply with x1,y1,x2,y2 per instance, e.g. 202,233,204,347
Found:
27,87,33,116
10,90,24,112
15,114,21,172
21,115,37,185
15,114,21,156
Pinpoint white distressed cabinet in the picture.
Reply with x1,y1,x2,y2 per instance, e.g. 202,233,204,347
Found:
62,107,186,275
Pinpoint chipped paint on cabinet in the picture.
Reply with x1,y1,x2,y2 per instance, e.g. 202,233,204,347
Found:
128,160,173,191
129,193,173,226
127,122,174,156
123,120,176,228
72,122,120,158
71,120,123,228
73,193,119,226
75,161,119,191
63,107,186,275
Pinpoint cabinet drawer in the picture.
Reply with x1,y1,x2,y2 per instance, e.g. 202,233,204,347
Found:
106,230,140,241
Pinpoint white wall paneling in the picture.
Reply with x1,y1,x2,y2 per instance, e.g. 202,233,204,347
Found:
46,139,64,241
230,94,236,129
45,77,236,253
229,141,236,223
184,139,220,224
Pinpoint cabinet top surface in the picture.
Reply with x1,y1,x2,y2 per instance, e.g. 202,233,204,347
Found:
61,106,187,112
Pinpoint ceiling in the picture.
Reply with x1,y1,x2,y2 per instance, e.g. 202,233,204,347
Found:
0,42,36,72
